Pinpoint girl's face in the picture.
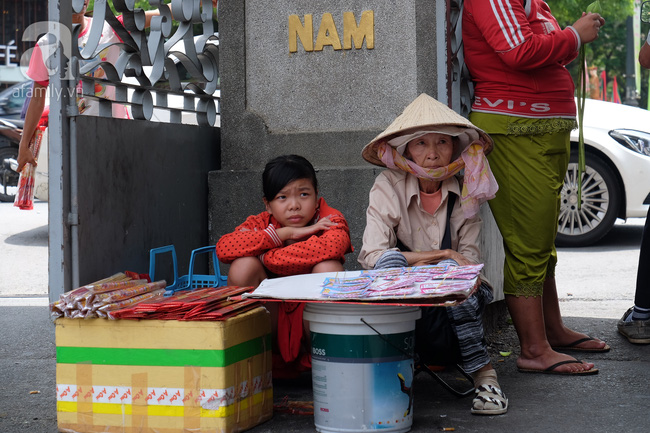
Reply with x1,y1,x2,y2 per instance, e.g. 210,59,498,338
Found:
404,133,454,168
264,178,318,227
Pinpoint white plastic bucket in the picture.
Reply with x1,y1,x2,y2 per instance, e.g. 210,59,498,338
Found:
304,303,421,433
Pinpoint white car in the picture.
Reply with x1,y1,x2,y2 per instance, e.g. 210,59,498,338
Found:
558,98,650,247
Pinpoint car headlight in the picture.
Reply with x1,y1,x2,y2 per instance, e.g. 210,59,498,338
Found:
609,129,650,156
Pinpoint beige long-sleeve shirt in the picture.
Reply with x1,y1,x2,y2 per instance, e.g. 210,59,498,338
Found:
358,169,483,270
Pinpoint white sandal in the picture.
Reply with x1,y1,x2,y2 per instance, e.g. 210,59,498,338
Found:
470,384,508,415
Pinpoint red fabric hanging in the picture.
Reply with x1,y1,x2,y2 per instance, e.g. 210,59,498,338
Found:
612,76,622,104
273,301,311,379
600,70,607,101
277,302,307,363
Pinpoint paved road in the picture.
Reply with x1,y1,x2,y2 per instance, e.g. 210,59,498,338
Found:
556,218,644,319
0,201,48,298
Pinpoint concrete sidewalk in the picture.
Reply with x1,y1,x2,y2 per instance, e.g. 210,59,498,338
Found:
1,298,649,433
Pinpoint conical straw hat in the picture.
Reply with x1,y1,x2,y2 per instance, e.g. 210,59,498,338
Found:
361,93,493,167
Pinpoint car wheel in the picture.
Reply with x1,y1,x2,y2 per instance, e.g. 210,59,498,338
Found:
556,152,621,247
0,146,19,202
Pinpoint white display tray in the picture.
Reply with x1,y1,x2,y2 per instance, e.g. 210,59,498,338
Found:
242,267,480,306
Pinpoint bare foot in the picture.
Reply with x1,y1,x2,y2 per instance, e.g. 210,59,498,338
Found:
546,326,608,350
516,349,596,374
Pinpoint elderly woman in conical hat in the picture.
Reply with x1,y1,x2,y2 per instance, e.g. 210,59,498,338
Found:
358,94,507,416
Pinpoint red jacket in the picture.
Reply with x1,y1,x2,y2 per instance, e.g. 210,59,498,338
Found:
216,197,352,276
463,0,580,118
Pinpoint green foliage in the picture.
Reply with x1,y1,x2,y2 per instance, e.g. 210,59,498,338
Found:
85,1,218,40
88,0,154,14
586,1,602,14
548,0,635,104
550,0,633,27
135,0,154,9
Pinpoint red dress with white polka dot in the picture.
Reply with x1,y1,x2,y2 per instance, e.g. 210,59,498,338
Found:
216,197,352,276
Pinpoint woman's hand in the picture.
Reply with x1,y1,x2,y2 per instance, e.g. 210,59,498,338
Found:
278,217,338,244
404,249,473,267
16,141,37,173
16,81,47,173
444,250,473,266
572,12,605,45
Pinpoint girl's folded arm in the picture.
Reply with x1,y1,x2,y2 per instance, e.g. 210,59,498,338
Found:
262,215,352,275
216,215,282,263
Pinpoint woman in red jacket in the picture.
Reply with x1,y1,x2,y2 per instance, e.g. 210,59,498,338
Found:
216,154,352,376
463,0,607,375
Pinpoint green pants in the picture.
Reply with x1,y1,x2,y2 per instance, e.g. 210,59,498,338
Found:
470,112,571,297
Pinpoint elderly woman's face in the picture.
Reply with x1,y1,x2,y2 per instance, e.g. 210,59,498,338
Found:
404,133,454,168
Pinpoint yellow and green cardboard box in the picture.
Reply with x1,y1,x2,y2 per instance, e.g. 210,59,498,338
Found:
55,307,273,433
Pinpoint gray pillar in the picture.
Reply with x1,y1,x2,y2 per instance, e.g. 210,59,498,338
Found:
214,2,441,262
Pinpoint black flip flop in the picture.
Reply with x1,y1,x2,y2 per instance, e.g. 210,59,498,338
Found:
552,337,611,353
518,359,599,375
